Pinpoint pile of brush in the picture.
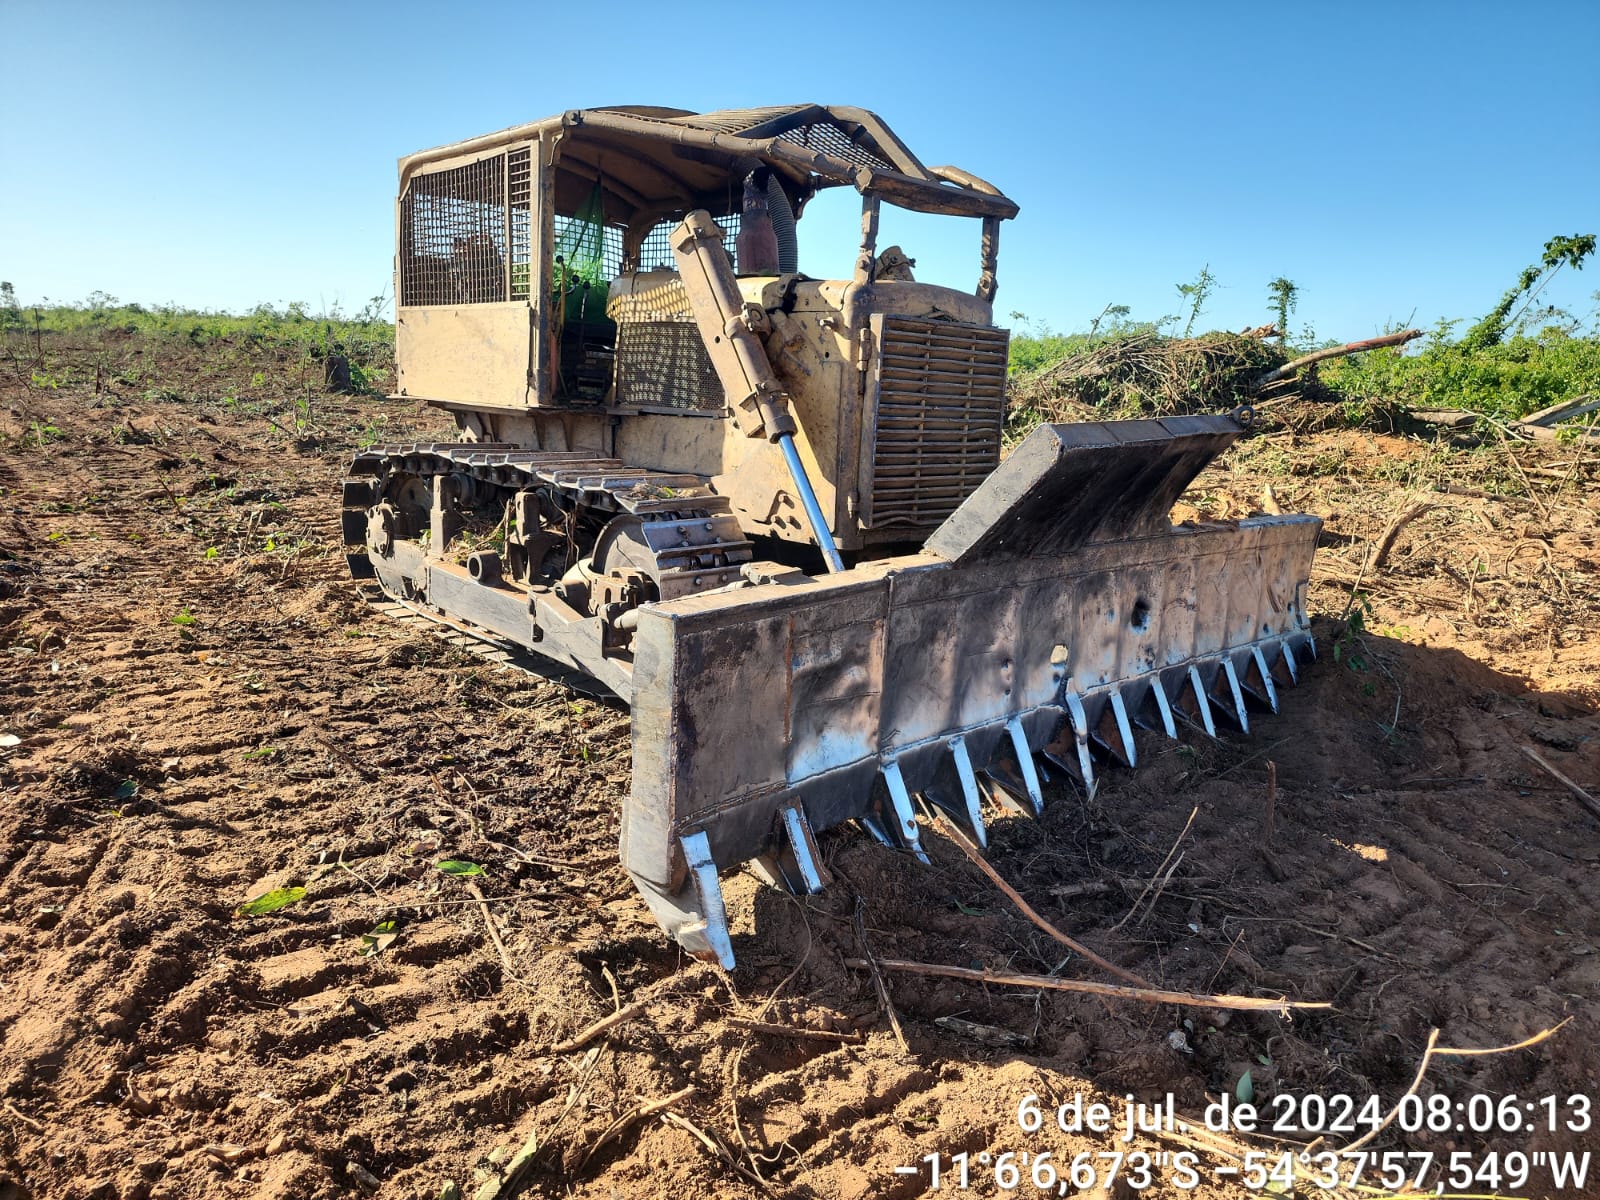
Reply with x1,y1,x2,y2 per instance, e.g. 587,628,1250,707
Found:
1008,329,1288,427
1004,327,1422,445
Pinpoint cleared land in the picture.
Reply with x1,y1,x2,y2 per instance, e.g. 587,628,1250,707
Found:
1,333,1597,1200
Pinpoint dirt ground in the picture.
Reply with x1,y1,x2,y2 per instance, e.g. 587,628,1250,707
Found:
2,334,1598,1200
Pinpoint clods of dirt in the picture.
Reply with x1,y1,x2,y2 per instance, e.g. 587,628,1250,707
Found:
0,334,1596,1199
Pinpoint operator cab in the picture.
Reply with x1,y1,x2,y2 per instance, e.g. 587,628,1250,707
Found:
395,104,1015,414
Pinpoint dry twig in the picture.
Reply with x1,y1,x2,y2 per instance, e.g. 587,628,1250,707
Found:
843,958,1327,1014
659,1111,774,1192
1135,852,1187,930
1261,761,1278,848
578,1085,695,1168
465,879,526,991
1520,745,1600,821
2,1100,45,1133
929,813,1153,987
1372,502,1435,568
853,895,910,1053
1046,879,1115,900
1259,761,1287,882
1110,806,1198,934
726,1018,863,1044
1494,426,1553,522
1337,1021,1568,1155
548,998,649,1055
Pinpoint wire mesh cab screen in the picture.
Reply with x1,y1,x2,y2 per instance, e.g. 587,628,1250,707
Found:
401,150,531,306
607,215,739,414
400,148,742,410
402,150,745,303
637,214,740,272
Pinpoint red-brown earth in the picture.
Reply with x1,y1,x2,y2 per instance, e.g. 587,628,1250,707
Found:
2,333,1597,1199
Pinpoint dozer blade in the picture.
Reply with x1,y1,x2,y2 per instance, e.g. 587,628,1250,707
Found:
621,417,1320,966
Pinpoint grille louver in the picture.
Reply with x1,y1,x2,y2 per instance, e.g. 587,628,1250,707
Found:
866,317,1009,530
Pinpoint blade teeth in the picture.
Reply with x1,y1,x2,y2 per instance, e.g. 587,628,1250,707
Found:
857,815,895,848
950,736,988,848
977,766,1035,819
680,830,735,970
1226,659,1250,731
881,759,930,864
1108,689,1138,768
1007,715,1045,817
1207,659,1249,732
1274,638,1300,687
1183,664,1218,737
1249,646,1280,713
851,625,1312,872
780,803,830,894
1150,675,1179,739
1063,692,1096,791
927,736,990,846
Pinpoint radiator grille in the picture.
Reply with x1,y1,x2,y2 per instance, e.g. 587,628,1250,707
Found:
867,317,1008,530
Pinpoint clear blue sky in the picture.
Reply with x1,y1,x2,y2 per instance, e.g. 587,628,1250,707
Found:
4,0,1596,341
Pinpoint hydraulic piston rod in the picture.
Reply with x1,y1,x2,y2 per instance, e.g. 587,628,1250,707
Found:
671,208,846,572
777,432,845,573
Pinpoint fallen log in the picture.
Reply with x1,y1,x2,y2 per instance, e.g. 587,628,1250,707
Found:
1521,395,1599,427
1253,328,1422,388
1506,419,1600,444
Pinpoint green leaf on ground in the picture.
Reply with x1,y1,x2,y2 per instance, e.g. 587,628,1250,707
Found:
435,859,485,877
359,918,400,956
235,886,307,917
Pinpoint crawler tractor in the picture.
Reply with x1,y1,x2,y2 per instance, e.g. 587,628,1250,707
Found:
343,105,1321,966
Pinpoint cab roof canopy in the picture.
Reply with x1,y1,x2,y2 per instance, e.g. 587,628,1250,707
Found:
399,103,1019,228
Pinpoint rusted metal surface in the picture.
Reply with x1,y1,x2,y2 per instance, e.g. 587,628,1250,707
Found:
925,417,1244,561
669,211,843,571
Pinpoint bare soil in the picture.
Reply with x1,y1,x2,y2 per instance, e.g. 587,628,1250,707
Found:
2,335,1597,1200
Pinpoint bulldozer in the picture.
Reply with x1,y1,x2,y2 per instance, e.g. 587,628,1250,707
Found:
342,105,1321,967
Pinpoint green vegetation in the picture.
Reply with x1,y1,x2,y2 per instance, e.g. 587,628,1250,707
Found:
11,289,390,354
1319,324,1600,419
234,886,307,917
1461,234,1594,351
1008,235,1600,431
1266,277,1298,337
1,287,394,396
1175,264,1217,338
